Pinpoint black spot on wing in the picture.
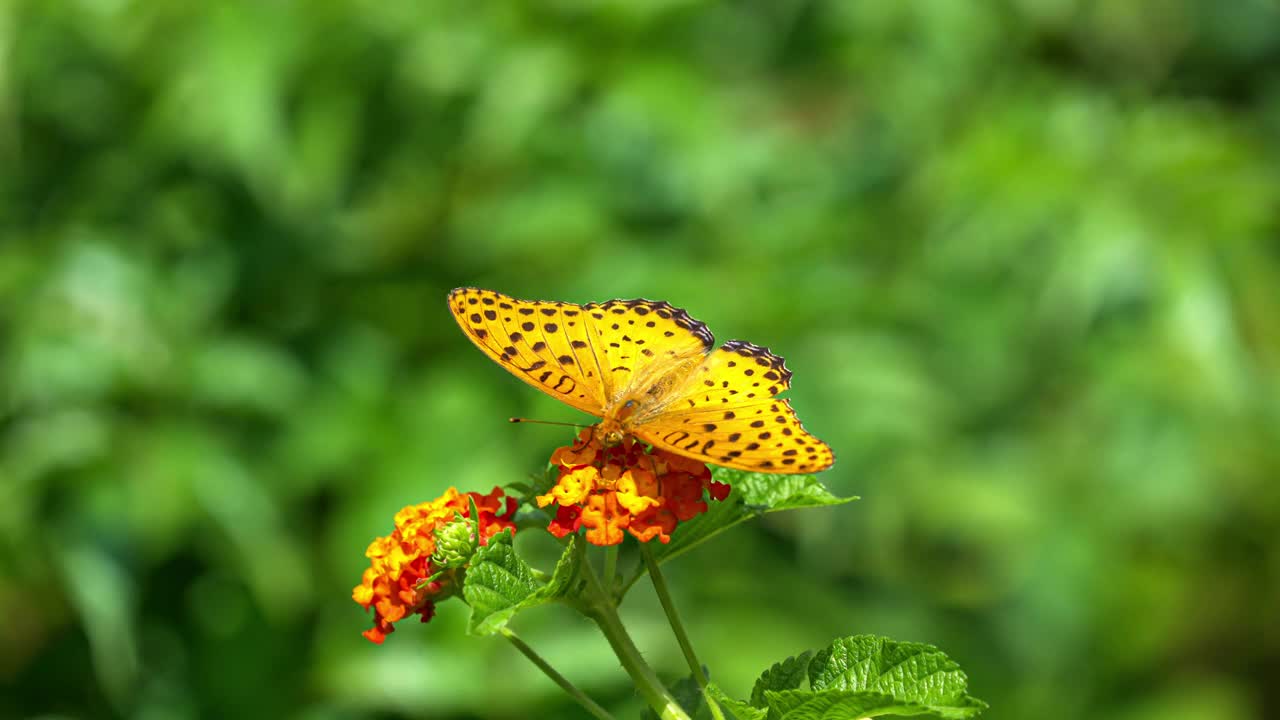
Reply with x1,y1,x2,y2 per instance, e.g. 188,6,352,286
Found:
663,430,690,445
590,298,714,350
720,339,792,386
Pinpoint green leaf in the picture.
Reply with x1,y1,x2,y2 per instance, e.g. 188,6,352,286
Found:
708,683,767,720
733,471,854,511
463,531,582,635
763,689,913,719
754,636,987,719
538,535,584,601
462,530,538,635
643,469,856,569
751,651,813,706
807,635,984,716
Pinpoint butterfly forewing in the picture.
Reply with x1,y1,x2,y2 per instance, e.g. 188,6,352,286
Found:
449,288,607,416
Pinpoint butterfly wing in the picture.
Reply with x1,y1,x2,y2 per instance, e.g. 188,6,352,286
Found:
577,298,713,407
449,287,610,416
452,288,833,473
449,289,717,416
631,340,834,474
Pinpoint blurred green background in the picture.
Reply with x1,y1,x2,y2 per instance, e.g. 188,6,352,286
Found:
4,1,1280,718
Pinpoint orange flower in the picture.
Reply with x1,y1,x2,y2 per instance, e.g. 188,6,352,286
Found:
629,506,678,544
539,465,598,507
352,486,517,644
615,468,661,514
582,491,629,546
537,429,731,546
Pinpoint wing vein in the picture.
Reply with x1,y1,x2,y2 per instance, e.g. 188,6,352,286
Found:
560,306,604,411
584,306,615,403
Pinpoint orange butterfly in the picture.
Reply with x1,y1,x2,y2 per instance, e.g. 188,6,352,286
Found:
449,288,834,474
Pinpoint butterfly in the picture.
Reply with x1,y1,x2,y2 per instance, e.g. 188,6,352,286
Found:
449,288,834,474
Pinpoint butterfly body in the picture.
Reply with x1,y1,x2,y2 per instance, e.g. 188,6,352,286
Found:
449,288,833,474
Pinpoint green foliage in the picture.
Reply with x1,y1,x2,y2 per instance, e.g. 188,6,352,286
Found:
763,691,935,720
808,632,977,702
709,685,768,720
463,530,542,635
463,533,580,635
748,637,985,719
802,636,986,717
751,652,814,707
638,635,989,720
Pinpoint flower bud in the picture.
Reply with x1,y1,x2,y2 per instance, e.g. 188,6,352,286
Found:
431,515,478,570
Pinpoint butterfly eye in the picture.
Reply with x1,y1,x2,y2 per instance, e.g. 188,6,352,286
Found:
624,399,636,409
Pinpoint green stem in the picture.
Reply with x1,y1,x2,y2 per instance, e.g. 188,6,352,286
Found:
641,545,706,687
580,543,691,720
641,545,725,720
601,544,619,599
500,627,617,720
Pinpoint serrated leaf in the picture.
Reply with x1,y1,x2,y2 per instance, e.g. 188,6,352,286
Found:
463,532,581,635
751,651,813,706
538,535,583,600
764,689,915,719
798,636,986,719
708,684,767,720
735,472,852,510
462,530,539,634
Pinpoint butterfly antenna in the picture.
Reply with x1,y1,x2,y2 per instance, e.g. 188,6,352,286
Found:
508,418,591,428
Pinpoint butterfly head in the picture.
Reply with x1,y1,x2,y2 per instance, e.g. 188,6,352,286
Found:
597,399,638,447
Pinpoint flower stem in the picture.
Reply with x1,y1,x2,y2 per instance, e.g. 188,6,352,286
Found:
601,544,619,599
580,543,691,720
640,545,706,687
641,545,725,720
500,627,617,720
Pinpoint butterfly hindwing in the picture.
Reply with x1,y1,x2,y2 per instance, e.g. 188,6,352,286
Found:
635,339,792,414
634,398,834,473
632,340,834,474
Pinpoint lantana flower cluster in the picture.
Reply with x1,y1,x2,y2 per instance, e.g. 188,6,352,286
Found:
352,486,516,644
536,429,731,546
